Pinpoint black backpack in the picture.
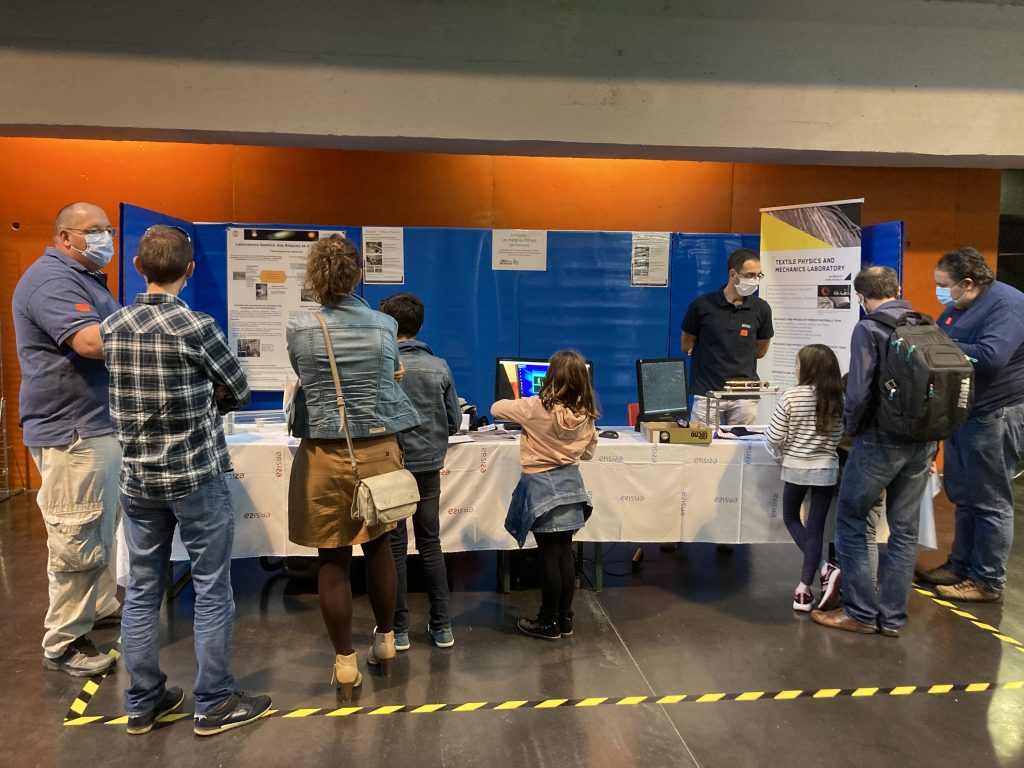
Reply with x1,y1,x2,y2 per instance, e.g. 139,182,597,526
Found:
867,311,974,442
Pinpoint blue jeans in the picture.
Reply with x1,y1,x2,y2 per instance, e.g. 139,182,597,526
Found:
120,474,237,716
836,432,935,630
390,470,450,632
944,403,1024,591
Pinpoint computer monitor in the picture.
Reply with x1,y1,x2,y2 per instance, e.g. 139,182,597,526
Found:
636,358,689,425
495,357,594,402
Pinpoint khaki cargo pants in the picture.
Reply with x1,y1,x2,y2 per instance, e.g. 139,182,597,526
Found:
30,434,122,657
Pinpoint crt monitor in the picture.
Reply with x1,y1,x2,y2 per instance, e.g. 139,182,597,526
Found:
495,357,594,402
636,358,689,424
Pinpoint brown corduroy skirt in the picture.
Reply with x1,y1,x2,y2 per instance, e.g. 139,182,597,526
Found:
288,435,400,549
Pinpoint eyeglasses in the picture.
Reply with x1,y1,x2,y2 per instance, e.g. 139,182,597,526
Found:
65,226,117,237
143,224,192,243
739,271,765,280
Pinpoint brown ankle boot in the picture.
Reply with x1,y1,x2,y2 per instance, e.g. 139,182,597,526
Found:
331,651,362,701
366,627,396,676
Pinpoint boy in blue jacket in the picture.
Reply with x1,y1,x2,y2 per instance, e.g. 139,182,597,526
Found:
380,293,462,649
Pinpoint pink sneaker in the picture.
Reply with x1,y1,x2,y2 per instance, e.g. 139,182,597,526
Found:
819,564,842,610
792,590,814,612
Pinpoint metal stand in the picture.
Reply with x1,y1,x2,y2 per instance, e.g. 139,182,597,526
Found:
704,386,781,427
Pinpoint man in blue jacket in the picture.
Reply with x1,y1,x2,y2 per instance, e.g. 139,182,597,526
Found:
380,292,462,650
813,266,936,636
916,248,1024,602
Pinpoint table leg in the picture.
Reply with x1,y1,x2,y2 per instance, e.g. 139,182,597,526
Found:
499,551,511,595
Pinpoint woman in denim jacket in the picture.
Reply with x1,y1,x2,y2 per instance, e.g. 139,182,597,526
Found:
492,350,598,641
286,234,420,699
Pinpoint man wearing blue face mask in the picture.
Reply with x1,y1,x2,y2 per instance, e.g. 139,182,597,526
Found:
12,201,123,676
915,248,1024,602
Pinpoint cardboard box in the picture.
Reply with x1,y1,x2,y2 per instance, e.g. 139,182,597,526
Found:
640,421,713,445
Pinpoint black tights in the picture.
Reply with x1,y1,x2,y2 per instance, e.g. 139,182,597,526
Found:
317,533,396,656
782,482,835,587
534,530,576,622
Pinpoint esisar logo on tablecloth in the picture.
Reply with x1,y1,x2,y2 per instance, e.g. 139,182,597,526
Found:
743,444,753,465
619,495,645,503
446,506,473,516
597,455,624,463
766,491,780,519
244,511,271,519
714,496,738,504
274,450,284,479
693,457,718,465
229,471,246,480
679,491,689,518
479,447,488,474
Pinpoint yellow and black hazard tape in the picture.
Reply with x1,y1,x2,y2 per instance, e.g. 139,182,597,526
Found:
913,584,1024,651
64,639,122,722
64,680,1024,726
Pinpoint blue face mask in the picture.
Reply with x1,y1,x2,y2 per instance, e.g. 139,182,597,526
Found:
935,286,954,306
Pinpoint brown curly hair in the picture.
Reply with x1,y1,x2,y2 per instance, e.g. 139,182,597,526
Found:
539,350,600,419
303,234,363,305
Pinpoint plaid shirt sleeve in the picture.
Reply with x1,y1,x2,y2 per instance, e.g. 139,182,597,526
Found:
198,318,250,413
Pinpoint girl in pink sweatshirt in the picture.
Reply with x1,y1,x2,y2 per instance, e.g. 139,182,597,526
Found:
491,350,599,641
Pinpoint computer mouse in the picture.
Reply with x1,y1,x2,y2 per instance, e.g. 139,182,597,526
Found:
599,430,619,439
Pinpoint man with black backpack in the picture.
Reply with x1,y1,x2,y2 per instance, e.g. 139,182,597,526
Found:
915,248,1024,603
813,266,943,637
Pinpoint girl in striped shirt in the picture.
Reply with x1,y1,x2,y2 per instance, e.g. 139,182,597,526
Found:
765,344,845,613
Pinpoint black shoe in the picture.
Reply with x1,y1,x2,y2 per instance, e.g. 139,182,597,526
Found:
43,636,115,677
558,613,574,637
517,617,560,641
193,692,272,736
127,687,185,735
879,626,901,638
659,542,680,553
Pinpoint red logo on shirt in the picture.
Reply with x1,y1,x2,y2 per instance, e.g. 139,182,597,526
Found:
740,329,749,337
945,317,952,325
75,303,91,312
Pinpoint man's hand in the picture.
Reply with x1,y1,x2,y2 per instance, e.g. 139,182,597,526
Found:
394,362,405,383
215,385,230,401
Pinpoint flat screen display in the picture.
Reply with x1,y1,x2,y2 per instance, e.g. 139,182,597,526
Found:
637,358,689,421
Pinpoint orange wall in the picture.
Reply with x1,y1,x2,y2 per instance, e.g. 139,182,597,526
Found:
0,138,1000,488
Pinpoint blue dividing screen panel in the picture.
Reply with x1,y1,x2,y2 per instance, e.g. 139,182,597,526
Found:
119,204,905,421
516,231,671,425
362,228,519,417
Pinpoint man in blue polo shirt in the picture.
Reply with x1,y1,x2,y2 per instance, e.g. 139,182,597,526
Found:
682,247,774,426
915,248,1024,602
12,201,123,677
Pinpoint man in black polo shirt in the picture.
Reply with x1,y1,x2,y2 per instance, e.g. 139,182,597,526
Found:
682,247,774,426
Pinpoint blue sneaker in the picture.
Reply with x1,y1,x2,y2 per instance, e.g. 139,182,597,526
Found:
427,624,455,648
394,630,411,652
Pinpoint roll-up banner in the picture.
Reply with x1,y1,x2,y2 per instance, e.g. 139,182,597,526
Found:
757,199,864,397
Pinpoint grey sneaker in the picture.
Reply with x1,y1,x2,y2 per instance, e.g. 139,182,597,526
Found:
43,637,115,677
427,624,455,648
394,630,411,652
194,692,272,737
127,687,185,735
935,579,1003,603
914,564,961,586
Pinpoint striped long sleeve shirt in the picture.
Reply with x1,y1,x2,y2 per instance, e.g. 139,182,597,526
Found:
764,385,843,469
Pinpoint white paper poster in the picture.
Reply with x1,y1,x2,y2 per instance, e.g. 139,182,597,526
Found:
362,226,405,284
630,231,670,287
226,227,340,390
492,229,547,271
757,199,864,392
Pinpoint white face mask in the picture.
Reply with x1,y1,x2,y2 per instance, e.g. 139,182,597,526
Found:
735,276,760,297
72,231,115,268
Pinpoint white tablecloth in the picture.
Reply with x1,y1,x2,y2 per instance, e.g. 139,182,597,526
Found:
116,427,936,575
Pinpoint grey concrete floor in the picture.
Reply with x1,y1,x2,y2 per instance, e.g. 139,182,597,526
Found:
3,485,1024,768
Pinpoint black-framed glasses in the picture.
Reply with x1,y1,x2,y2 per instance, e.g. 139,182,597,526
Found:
739,271,765,280
143,224,192,243
65,226,117,238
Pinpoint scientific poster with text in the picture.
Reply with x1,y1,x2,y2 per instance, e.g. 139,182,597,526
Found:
757,199,863,392
226,227,341,390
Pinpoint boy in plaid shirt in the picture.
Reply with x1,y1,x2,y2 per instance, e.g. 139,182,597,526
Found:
101,225,270,736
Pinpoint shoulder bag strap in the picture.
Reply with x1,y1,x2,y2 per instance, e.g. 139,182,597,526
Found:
315,312,360,481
